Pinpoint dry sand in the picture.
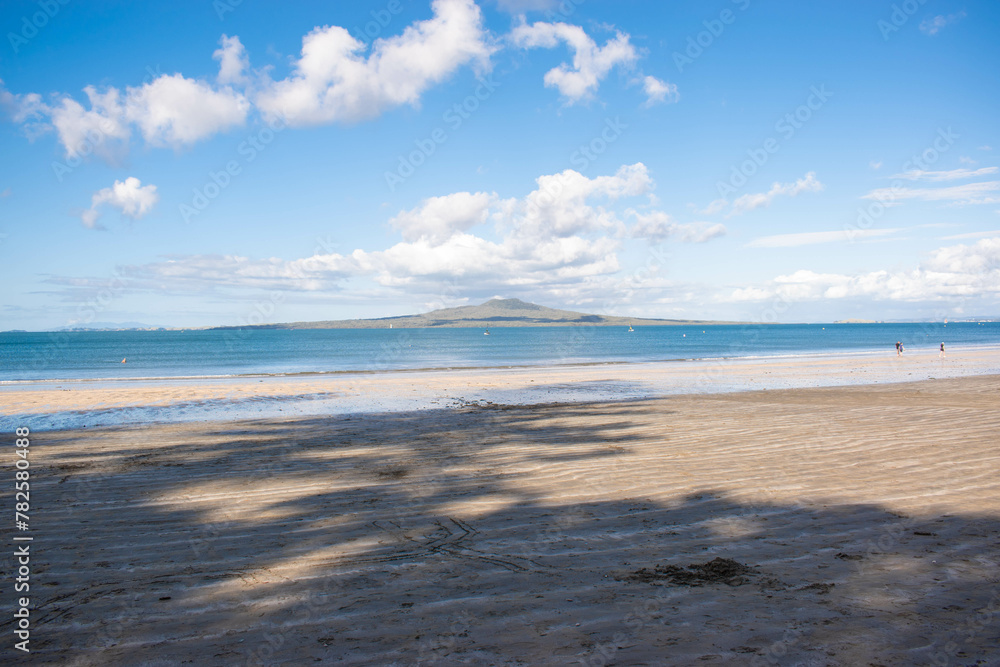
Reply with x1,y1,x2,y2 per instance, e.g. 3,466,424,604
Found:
5,374,1000,665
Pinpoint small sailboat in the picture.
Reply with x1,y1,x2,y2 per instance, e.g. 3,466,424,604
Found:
484,325,490,336
627,324,634,332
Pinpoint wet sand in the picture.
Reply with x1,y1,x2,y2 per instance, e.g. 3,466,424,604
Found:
3,346,999,430
8,374,1000,665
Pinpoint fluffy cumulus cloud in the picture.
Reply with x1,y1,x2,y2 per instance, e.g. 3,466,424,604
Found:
124,74,249,148
81,177,159,229
48,87,132,160
0,82,131,160
510,20,638,103
366,233,621,287
389,191,496,243
516,163,652,239
2,0,492,152
2,1,663,159
726,237,1000,304
703,172,823,218
74,163,720,298
0,55,249,158
214,35,250,86
255,0,493,126
362,163,657,286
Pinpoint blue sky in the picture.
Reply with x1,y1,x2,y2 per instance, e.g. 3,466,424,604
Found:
1,0,998,330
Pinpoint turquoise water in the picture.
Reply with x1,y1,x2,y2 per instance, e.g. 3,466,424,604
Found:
1,322,997,383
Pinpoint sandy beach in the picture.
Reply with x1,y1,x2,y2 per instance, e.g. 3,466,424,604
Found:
5,364,1000,664
7,0,999,663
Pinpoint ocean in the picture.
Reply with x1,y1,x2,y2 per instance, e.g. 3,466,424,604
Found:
2,322,998,383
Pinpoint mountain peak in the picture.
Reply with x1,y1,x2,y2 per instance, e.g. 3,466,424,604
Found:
482,298,541,311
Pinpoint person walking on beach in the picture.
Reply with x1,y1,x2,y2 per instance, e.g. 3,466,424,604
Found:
940,342,945,358
896,341,901,356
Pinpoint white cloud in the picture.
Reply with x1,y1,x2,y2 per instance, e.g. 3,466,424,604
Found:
919,12,966,36
747,227,902,248
0,80,52,140
510,20,638,103
80,164,716,299
629,210,725,243
729,286,773,302
725,237,1000,303
365,232,621,286
515,163,652,240
941,230,1000,241
0,5,662,162
892,166,998,182
863,180,1000,206
389,191,495,243
869,160,883,170
81,177,159,229
958,156,978,166
923,237,1000,274
214,34,250,86
704,172,823,218
125,74,249,147
698,198,728,216
47,86,131,161
2,70,248,157
3,3,494,155
114,253,359,292
256,0,493,126
118,229,622,295
980,145,993,151
641,76,678,107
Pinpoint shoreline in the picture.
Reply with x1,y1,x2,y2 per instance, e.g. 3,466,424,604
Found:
2,346,999,432
6,342,1000,386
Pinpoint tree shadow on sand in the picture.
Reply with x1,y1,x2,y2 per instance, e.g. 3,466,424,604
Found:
13,400,1000,666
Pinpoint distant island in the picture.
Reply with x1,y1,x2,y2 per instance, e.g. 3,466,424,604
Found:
211,298,738,330
833,319,881,324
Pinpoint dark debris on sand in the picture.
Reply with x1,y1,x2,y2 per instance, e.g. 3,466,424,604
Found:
622,557,755,587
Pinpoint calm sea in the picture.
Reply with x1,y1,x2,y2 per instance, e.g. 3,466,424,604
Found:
1,322,998,383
